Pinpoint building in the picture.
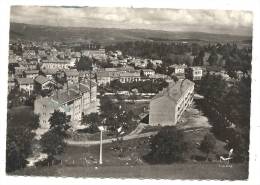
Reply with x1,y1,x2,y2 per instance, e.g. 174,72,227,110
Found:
24,70,39,79
8,76,16,92
119,72,141,83
34,75,56,91
41,69,59,80
168,64,187,79
186,66,203,81
96,71,111,86
16,78,34,94
64,69,79,84
41,57,70,70
142,69,155,77
81,49,106,60
149,79,194,126
34,79,98,132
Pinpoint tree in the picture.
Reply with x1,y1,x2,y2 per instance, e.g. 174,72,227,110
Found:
40,110,71,159
6,127,35,172
48,110,71,137
144,127,188,164
208,51,218,66
75,56,93,71
6,110,40,172
82,113,101,133
40,130,65,157
200,133,216,161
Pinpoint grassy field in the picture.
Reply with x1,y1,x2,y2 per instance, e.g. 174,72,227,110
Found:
11,127,248,180
12,161,248,180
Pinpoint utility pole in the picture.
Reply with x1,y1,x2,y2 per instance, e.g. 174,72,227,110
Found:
99,129,103,164
98,126,105,165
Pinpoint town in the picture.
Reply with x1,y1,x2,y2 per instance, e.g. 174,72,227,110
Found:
6,8,252,180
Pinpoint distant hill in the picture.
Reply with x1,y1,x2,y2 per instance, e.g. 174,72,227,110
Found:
9,22,252,45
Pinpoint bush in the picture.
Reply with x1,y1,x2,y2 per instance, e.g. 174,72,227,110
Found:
144,126,188,164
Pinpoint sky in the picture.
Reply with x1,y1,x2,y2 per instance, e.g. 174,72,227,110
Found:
10,6,253,36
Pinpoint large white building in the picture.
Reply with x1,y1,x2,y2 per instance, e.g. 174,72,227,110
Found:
149,79,194,126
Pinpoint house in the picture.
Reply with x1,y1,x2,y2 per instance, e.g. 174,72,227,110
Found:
24,70,39,79
41,57,70,70
186,66,203,81
16,78,34,94
8,76,16,92
150,59,163,66
34,79,98,133
64,69,79,84
96,71,111,86
142,69,155,77
119,72,141,83
41,69,59,80
14,66,27,77
34,75,56,91
236,70,244,80
81,49,106,60
168,64,187,79
149,79,194,126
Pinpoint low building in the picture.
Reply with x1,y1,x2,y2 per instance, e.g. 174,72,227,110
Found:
169,64,187,79
41,57,70,70
24,70,39,79
16,77,34,94
8,76,16,92
119,72,141,83
96,71,111,86
149,79,194,126
142,69,155,77
41,69,59,80
186,66,203,81
34,75,56,91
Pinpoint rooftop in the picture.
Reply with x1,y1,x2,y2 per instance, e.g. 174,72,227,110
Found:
17,78,34,85
35,75,50,85
24,70,39,74
153,79,194,103
51,89,81,105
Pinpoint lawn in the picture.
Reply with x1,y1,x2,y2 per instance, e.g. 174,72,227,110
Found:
12,161,248,180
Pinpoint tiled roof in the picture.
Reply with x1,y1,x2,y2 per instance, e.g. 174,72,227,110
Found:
41,69,58,75
35,75,50,85
51,89,81,105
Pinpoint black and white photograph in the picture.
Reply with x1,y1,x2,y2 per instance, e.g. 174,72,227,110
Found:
1,0,260,184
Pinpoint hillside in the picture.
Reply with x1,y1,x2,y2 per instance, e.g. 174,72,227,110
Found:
10,22,252,45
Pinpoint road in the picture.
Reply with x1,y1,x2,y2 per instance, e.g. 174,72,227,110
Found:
66,131,157,146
